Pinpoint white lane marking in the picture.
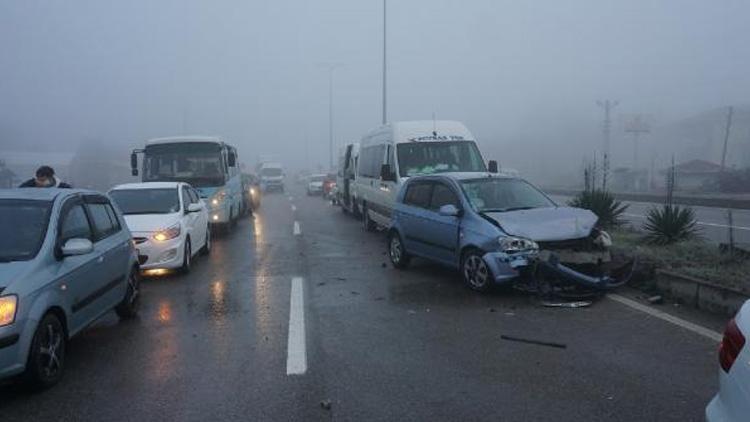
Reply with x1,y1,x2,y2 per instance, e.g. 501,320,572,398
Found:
623,213,750,231
286,277,307,375
293,221,301,236
291,204,297,212
608,294,722,342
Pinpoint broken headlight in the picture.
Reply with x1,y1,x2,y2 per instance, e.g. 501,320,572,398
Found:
498,236,539,253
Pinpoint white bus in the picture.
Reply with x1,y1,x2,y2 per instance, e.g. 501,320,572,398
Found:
130,136,244,228
355,120,494,230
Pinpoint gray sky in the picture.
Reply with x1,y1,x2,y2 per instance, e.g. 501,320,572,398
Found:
1,0,748,179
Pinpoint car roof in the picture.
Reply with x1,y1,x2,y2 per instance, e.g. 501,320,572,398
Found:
0,188,102,201
146,136,222,146
110,182,183,190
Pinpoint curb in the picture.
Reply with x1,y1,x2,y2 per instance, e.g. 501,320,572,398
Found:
655,269,749,316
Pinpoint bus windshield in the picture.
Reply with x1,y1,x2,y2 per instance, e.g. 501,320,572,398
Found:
143,142,225,187
397,141,486,177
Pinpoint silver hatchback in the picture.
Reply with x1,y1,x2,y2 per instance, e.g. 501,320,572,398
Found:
0,188,140,389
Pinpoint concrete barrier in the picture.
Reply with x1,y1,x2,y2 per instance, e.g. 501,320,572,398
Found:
655,269,748,316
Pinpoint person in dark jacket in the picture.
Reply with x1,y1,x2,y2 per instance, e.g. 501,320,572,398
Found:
19,166,72,188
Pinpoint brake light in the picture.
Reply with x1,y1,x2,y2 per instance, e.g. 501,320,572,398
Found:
719,318,746,373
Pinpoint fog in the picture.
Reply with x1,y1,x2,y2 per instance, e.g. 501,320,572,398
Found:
1,0,749,185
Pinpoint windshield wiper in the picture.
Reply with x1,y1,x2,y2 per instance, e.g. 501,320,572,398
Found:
481,206,536,213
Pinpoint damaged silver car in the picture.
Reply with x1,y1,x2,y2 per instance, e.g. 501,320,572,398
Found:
388,172,630,295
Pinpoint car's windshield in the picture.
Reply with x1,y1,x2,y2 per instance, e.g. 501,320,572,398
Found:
0,200,52,262
397,141,486,177
143,143,225,188
262,168,283,177
109,189,180,215
460,178,555,213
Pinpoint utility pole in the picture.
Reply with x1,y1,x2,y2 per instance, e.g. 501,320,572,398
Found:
382,0,387,125
625,114,650,170
596,100,618,158
720,106,734,172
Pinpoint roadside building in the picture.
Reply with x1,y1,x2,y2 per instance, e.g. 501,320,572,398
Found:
0,161,16,188
665,159,723,192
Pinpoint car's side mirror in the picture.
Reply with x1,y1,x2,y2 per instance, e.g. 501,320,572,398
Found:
488,160,498,174
380,164,395,182
187,203,203,213
438,204,461,217
61,238,94,257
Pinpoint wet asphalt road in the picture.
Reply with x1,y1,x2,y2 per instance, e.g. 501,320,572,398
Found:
0,186,726,421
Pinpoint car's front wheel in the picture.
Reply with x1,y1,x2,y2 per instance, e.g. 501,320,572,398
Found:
362,204,376,232
388,231,411,269
22,313,66,390
461,249,493,292
180,239,192,274
200,227,211,256
115,269,140,319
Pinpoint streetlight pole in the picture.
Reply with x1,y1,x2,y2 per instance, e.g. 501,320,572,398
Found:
318,63,342,170
328,67,334,170
382,0,387,125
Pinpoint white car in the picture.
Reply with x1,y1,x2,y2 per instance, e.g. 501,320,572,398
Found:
109,182,210,274
706,299,749,421
307,174,326,195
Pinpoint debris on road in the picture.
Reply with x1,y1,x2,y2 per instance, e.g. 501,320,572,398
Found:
350,291,359,295
488,307,497,313
381,262,387,268
374,296,385,301
647,295,664,304
500,334,567,349
542,301,592,308
335,277,347,281
317,282,326,286
320,399,332,410
408,309,417,315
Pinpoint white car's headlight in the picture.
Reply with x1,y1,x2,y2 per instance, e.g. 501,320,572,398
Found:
498,236,538,253
0,295,18,327
153,224,181,242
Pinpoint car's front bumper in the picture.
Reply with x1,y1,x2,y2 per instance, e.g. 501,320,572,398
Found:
133,233,186,271
0,317,34,379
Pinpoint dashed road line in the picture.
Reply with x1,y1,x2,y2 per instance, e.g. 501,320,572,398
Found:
286,277,307,375
608,293,723,342
293,221,301,236
291,204,296,212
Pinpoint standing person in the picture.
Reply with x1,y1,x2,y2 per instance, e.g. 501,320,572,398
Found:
18,165,72,188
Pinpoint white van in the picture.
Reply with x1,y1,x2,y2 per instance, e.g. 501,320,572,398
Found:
258,162,285,192
355,120,493,230
336,142,359,214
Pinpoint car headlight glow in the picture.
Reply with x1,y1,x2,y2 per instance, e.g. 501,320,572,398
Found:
153,224,181,242
498,236,539,253
211,190,227,206
249,187,256,195
0,295,18,327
